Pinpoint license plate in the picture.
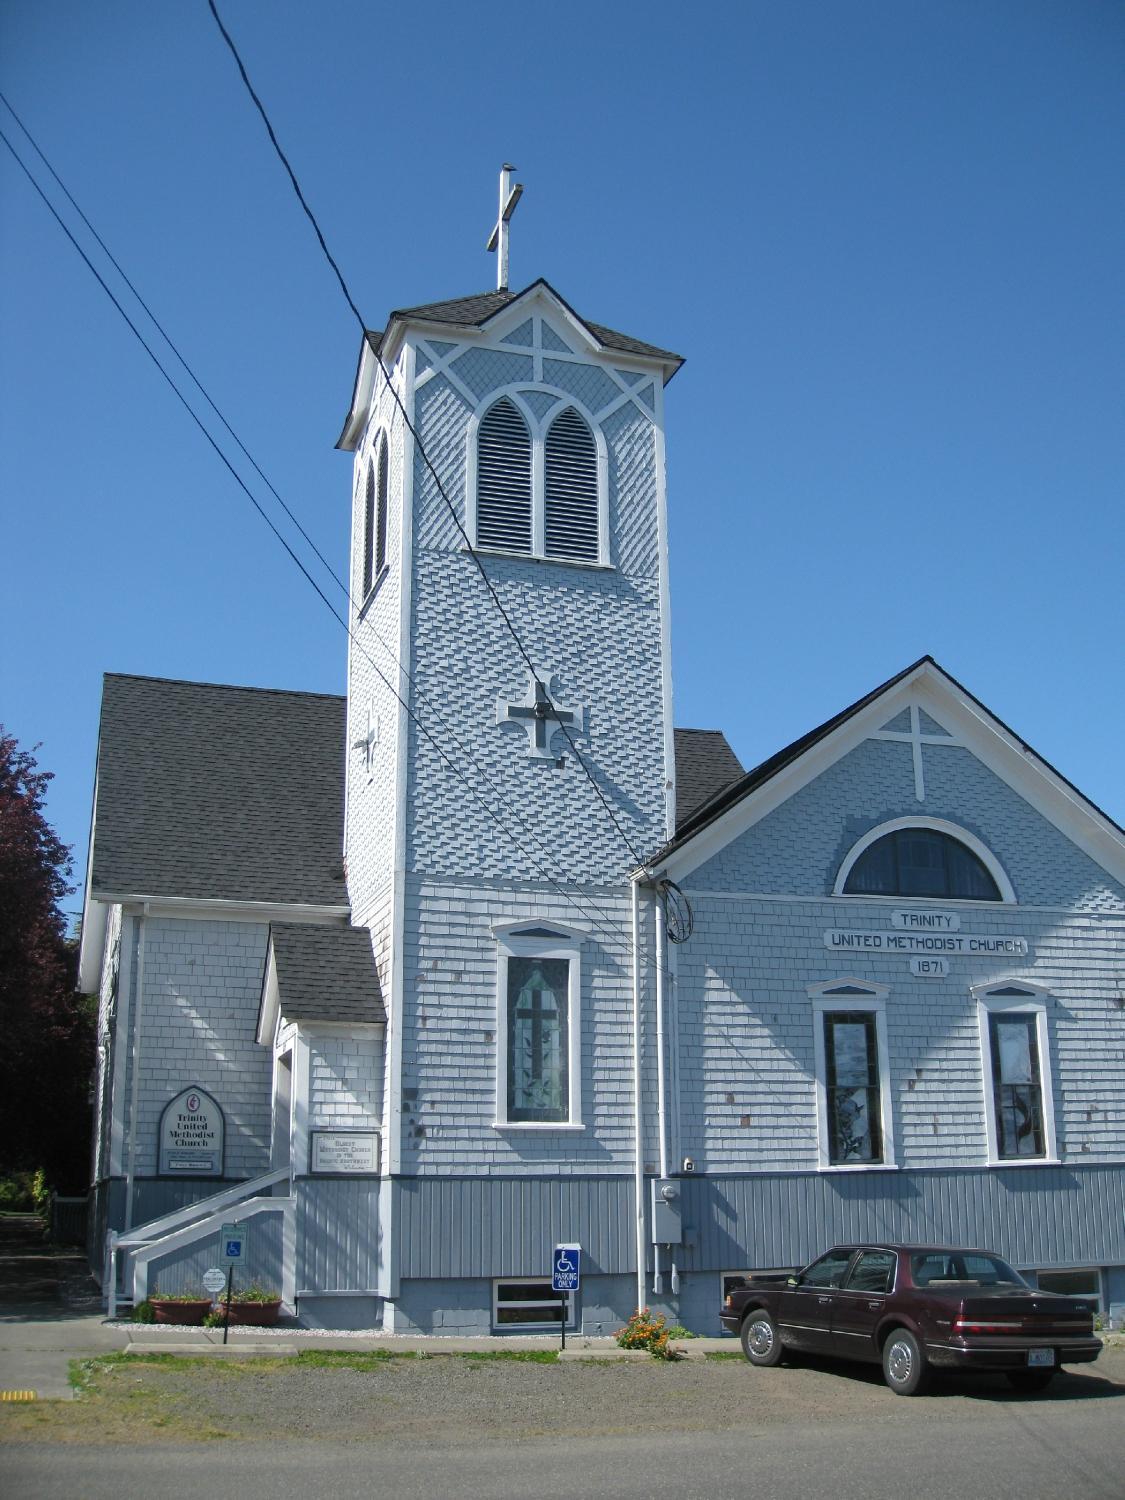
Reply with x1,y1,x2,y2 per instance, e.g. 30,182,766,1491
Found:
1027,1348,1055,1367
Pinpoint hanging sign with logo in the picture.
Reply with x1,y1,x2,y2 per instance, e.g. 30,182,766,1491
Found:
158,1086,224,1175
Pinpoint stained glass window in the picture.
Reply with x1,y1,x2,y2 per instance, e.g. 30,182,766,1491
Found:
507,956,569,1122
989,1013,1045,1158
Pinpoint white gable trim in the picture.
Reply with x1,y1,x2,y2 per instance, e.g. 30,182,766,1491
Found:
659,661,1125,888
833,816,1017,904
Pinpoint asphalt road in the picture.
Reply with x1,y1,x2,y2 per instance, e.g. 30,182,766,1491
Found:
6,1395,1125,1500
5,1352,1124,1500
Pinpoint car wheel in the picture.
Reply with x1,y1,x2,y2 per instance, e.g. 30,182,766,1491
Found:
1006,1369,1055,1394
740,1310,784,1367
882,1329,929,1396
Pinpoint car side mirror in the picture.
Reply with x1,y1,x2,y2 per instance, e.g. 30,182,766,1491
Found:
786,1275,799,1287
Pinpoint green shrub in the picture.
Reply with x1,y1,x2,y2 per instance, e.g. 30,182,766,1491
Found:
0,1171,40,1212
231,1283,280,1303
132,1300,155,1323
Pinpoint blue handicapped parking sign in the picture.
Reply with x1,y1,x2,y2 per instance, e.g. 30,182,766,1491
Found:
552,1243,581,1292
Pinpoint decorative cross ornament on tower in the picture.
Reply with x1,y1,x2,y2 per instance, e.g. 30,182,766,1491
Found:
497,668,583,760
486,163,524,292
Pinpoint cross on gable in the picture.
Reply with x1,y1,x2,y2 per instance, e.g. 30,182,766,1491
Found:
496,668,583,760
871,702,964,801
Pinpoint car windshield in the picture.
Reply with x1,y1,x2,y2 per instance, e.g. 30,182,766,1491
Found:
910,1252,1027,1288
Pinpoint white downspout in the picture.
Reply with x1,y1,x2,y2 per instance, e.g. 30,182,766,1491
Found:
631,878,645,1314
123,903,148,1232
652,891,669,1296
654,895,670,1181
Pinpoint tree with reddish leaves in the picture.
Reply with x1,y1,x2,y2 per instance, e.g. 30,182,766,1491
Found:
0,729,93,1193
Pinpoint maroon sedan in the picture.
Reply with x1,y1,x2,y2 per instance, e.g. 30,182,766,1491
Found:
719,1244,1101,1396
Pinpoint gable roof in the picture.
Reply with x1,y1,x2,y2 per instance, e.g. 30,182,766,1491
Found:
337,278,684,449
673,728,745,828
265,922,385,1029
88,674,348,907
654,657,1125,883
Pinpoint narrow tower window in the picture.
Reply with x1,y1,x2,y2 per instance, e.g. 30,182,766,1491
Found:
477,398,532,553
544,407,598,561
374,435,389,579
361,462,376,598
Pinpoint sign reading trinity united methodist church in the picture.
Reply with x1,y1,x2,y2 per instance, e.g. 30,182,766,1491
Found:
824,909,1030,966
158,1087,224,1175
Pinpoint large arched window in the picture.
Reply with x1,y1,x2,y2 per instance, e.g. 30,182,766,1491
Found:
544,408,598,561
841,825,1003,901
476,398,532,553
361,434,389,599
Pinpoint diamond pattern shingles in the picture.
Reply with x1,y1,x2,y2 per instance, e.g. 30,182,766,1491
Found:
270,923,385,1026
92,674,348,906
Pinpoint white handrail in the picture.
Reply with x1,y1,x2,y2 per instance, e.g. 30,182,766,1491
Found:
132,1195,295,1307
105,1167,290,1317
115,1168,290,1248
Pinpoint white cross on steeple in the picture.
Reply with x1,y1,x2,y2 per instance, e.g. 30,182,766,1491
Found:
486,164,524,292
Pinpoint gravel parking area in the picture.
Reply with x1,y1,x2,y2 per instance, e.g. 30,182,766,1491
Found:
3,1345,1123,1447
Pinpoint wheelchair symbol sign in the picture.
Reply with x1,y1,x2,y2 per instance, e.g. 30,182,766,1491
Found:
219,1223,248,1265
552,1243,581,1292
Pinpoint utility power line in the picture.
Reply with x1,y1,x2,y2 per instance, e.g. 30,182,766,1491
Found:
206,0,654,873
0,111,669,975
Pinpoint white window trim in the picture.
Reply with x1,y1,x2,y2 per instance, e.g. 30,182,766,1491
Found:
358,426,391,611
492,1277,575,1331
972,980,1059,1167
466,386,610,568
493,921,584,1129
809,983,896,1172
833,816,1016,903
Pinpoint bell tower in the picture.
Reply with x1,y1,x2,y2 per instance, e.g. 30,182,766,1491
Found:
334,177,683,1234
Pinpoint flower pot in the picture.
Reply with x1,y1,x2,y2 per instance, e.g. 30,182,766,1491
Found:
223,1299,282,1327
150,1298,212,1325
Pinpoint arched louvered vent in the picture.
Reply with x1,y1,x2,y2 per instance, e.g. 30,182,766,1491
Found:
545,408,598,561
361,461,376,597
374,436,389,578
477,398,532,553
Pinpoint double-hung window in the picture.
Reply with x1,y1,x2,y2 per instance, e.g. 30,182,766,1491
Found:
973,982,1057,1163
493,922,584,1129
809,981,894,1169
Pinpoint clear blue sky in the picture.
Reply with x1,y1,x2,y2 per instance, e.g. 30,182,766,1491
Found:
2,1,1122,922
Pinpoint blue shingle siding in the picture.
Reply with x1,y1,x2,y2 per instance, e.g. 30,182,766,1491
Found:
126,917,273,1180
396,877,658,1176
689,736,1125,912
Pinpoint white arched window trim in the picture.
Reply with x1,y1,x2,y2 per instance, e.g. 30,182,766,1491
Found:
806,978,896,1172
466,386,610,567
359,426,391,605
833,816,1016,904
491,917,586,1132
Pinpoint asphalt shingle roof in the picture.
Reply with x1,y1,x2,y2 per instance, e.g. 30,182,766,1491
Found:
91,674,348,906
673,729,745,829
370,280,683,367
269,922,385,1026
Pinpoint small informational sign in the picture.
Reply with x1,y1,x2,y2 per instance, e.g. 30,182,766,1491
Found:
158,1087,224,1176
310,1130,380,1175
202,1268,227,1295
219,1223,248,1265
910,957,950,977
552,1244,582,1293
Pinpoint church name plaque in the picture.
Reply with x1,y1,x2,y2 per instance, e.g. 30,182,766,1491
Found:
824,930,1029,958
159,1087,224,1176
891,909,960,932
310,1130,380,1175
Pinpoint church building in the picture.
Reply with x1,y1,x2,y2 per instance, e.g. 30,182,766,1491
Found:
80,210,1125,1333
